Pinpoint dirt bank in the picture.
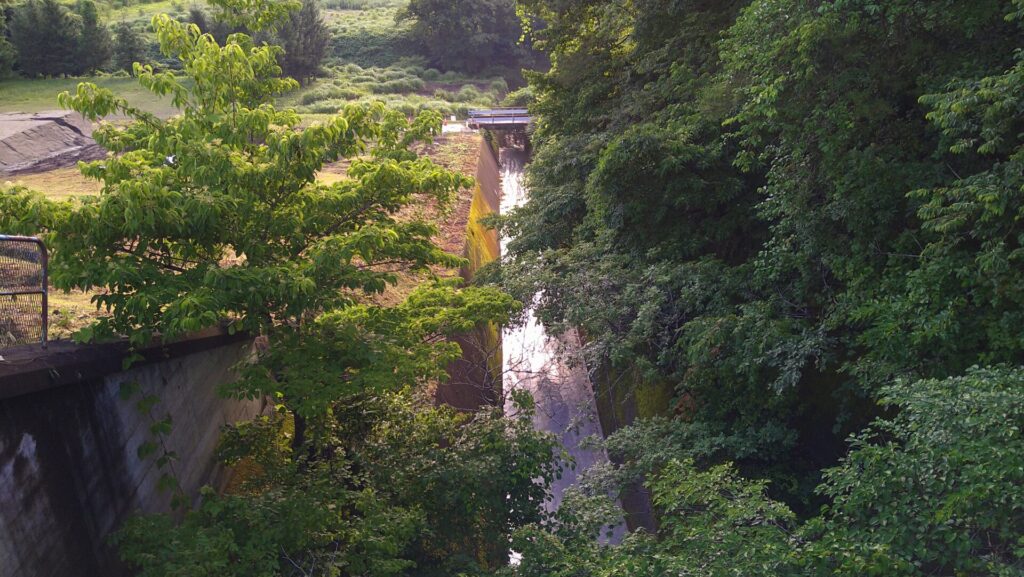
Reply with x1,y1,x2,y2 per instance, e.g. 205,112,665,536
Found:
0,111,104,176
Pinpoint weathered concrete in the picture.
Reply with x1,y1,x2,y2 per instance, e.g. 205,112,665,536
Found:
438,139,504,411
0,330,263,577
0,111,104,175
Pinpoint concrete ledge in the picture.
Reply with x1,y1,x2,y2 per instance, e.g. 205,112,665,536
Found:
0,326,251,400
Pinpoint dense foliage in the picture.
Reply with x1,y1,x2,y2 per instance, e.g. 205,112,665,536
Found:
509,368,1024,576
8,0,113,76
491,0,1024,574
398,0,528,73
276,0,329,84
76,0,112,73
112,20,146,74
0,9,15,77
117,391,559,576
3,0,1024,574
506,0,1024,508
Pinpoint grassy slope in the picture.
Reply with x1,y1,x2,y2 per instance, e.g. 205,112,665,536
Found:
4,167,103,199
0,76,179,115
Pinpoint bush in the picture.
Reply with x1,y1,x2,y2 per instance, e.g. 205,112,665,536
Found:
421,68,441,81
502,86,533,107
305,100,345,114
801,367,1024,576
368,77,425,94
432,88,455,101
510,367,1024,577
488,77,508,93
455,84,481,102
300,85,346,104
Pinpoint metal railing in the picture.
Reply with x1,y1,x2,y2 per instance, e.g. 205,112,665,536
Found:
466,108,532,130
0,235,48,348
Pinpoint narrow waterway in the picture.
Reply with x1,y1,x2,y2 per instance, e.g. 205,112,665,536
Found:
499,143,624,536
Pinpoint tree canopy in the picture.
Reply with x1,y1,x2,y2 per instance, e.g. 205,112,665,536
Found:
276,0,329,84
1,1,554,572
112,20,146,74
7,0,112,77
503,0,1024,512
398,0,529,73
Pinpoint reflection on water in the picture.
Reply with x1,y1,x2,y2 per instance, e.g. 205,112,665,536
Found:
499,143,624,540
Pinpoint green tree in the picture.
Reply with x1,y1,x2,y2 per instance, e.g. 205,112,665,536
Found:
116,390,560,577
509,367,1024,576
398,0,527,73
802,367,1024,576
512,458,796,577
0,9,16,77
112,21,145,74
74,0,111,73
508,0,1024,511
276,0,328,84
9,0,81,77
2,0,555,570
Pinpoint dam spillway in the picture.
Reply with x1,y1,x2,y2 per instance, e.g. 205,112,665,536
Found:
498,143,623,536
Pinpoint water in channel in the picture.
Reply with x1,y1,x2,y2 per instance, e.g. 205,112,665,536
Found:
498,141,625,540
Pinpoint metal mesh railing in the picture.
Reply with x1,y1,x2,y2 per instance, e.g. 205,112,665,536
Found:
0,235,48,348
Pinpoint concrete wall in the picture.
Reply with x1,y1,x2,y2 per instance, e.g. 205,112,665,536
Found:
438,139,504,411
0,329,263,577
590,361,674,533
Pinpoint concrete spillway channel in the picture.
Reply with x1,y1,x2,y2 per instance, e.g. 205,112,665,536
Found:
497,143,625,540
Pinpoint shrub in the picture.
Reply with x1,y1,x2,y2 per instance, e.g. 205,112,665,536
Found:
488,77,508,93
305,99,345,114
801,367,1024,576
502,85,533,106
455,84,481,102
368,77,425,94
432,88,455,101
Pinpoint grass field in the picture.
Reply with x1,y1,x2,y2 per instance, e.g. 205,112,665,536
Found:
103,0,191,22
4,167,103,199
0,76,180,116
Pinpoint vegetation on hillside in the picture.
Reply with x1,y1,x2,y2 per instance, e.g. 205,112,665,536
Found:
1,0,551,572
493,0,1024,574
7,0,113,76
2,0,1021,574
399,0,530,73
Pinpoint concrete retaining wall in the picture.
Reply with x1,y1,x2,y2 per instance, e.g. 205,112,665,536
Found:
0,329,262,577
591,361,674,532
438,139,503,411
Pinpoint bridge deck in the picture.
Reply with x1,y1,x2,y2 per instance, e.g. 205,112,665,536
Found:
467,108,531,130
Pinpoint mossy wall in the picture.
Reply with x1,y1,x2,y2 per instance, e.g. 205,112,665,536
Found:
438,139,503,410
593,363,674,439
590,361,674,533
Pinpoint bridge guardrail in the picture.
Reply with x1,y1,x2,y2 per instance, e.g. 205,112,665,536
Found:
0,235,48,349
